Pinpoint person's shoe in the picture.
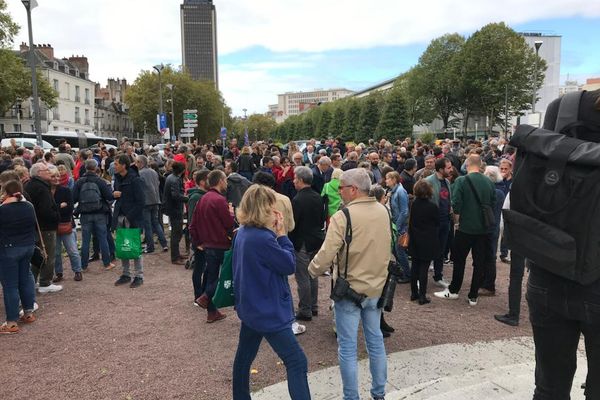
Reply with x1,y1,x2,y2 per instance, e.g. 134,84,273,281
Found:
500,256,510,264
52,273,63,283
381,329,391,338
295,313,312,322
143,248,155,254
19,302,39,318
494,313,519,326
114,275,131,286
38,284,63,293
429,265,434,272
292,321,306,335
478,288,496,297
443,258,452,265
207,310,227,323
434,289,458,300
195,294,209,309
434,279,450,288
19,312,36,324
468,297,478,306
162,247,169,252
130,277,143,288
418,296,431,305
311,310,319,317
0,322,19,335
74,272,83,282
88,254,100,262
396,276,410,284
373,396,385,400
104,263,115,271
410,293,419,301
380,318,395,333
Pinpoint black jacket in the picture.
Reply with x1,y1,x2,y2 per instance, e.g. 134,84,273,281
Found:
112,167,146,229
400,170,416,195
73,172,114,214
163,173,186,218
311,165,333,194
408,198,440,261
53,185,74,224
237,154,257,173
289,187,325,252
226,173,252,208
24,177,60,231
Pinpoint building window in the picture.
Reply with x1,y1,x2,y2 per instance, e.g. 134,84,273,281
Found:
75,107,80,124
53,107,60,120
85,88,90,105
85,109,90,125
53,79,59,92
75,86,80,102
53,126,58,131
13,124,21,132
64,82,70,100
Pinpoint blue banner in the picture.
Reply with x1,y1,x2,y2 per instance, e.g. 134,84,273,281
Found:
244,126,249,146
220,127,227,141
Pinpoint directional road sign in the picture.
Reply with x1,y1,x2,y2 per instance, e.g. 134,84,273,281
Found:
183,123,198,128
181,128,195,133
183,113,198,120
183,109,197,114
180,133,195,138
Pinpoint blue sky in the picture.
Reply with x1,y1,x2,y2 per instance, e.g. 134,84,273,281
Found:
6,0,600,116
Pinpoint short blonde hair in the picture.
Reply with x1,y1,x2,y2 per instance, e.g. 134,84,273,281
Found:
331,168,343,180
236,185,276,228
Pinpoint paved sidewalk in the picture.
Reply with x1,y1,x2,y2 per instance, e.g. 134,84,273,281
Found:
253,336,588,399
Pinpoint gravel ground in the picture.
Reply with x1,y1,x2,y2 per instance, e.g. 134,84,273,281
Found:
0,249,531,400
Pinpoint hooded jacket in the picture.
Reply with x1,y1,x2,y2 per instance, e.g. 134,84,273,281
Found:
112,167,146,229
226,173,251,208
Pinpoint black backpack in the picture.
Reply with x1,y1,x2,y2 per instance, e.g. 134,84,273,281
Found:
504,91,600,284
79,178,104,213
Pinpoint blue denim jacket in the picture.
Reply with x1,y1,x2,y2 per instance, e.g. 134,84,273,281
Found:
390,184,409,234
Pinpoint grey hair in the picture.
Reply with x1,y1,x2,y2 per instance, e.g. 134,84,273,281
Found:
48,164,59,175
294,166,313,185
30,162,46,177
318,156,331,166
85,159,98,171
485,165,502,183
340,168,371,193
369,184,386,202
272,156,280,163
137,155,148,168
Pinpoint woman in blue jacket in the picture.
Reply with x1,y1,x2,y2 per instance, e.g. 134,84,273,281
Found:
232,185,311,400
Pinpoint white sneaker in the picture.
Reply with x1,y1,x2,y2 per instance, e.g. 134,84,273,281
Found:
19,302,39,317
434,288,458,300
292,322,306,335
468,297,478,306
38,284,63,293
434,279,450,288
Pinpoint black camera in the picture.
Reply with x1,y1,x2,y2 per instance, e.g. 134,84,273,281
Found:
331,277,367,308
378,261,402,312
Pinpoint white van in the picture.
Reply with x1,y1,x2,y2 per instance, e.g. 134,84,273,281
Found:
1,138,54,151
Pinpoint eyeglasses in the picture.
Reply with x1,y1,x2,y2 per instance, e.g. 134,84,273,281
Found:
338,185,354,191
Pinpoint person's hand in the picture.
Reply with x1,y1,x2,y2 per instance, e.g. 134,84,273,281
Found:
113,191,121,198
228,202,235,215
60,202,67,208
273,209,285,237
196,245,204,251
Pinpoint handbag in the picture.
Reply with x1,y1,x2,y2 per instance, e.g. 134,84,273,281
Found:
212,241,235,308
115,227,142,260
32,213,48,268
57,221,73,235
398,232,410,248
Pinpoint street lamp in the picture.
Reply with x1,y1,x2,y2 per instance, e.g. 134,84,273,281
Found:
153,63,165,143
532,40,543,115
166,84,175,142
22,0,42,145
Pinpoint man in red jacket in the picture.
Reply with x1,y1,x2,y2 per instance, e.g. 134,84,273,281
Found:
190,170,235,323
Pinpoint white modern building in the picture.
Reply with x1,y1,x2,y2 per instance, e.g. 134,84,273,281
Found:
272,88,354,122
0,43,96,135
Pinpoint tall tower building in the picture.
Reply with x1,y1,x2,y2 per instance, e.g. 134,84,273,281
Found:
180,0,218,88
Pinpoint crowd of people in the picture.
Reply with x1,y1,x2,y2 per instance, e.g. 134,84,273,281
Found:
0,133,518,399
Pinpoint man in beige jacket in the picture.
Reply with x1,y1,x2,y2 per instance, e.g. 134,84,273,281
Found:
309,168,390,400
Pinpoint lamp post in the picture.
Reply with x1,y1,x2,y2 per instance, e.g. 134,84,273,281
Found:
242,108,247,145
532,41,543,115
22,0,42,145
166,84,175,142
153,63,165,143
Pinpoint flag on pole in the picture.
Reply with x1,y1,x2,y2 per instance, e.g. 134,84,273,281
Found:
244,126,249,146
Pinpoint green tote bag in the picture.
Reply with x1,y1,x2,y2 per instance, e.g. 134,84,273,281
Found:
115,228,142,260
212,247,235,308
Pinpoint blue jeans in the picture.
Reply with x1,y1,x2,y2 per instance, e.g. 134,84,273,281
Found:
528,267,600,399
121,256,143,279
81,213,111,268
143,205,167,252
233,322,310,400
0,246,36,322
335,297,387,400
55,230,82,274
192,248,206,299
395,243,410,278
204,248,225,312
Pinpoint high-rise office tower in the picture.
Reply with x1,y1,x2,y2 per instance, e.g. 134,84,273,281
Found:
180,0,218,88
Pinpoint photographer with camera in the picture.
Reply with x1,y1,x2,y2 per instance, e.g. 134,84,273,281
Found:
309,168,391,400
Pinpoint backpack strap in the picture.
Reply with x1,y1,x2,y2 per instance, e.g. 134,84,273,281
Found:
555,91,584,133
341,207,352,279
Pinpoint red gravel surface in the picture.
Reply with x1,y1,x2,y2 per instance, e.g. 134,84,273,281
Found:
1,250,531,400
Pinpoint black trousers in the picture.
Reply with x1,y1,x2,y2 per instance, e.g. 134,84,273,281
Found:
448,231,488,299
528,267,600,399
411,258,431,298
169,216,184,261
507,252,526,318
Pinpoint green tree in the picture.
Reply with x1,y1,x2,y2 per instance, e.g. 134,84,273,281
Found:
301,116,315,138
395,69,436,129
0,0,18,48
411,33,465,129
329,105,346,138
375,88,412,141
343,99,361,143
316,108,332,137
457,22,547,134
125,66,228,143
357,95,380,144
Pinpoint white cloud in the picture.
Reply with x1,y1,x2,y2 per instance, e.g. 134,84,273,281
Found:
5,0,600,117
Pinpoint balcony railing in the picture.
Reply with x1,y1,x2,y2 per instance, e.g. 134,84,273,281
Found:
75,96,81,102
75,117,81,124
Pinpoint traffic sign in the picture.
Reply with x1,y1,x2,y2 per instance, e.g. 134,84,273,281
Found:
183,123,198,128
180,133,194,138
180,128,195,133
183,113,198,120
183,109,197,114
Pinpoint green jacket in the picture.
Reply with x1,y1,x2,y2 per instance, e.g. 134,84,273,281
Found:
321,179,341,217
187,188,206,222
424,173,452,208
451,172,496,235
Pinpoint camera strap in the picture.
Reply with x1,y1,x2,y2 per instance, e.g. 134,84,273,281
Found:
341,207,352,279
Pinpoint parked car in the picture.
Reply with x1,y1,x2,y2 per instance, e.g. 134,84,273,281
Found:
1,138,54,150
